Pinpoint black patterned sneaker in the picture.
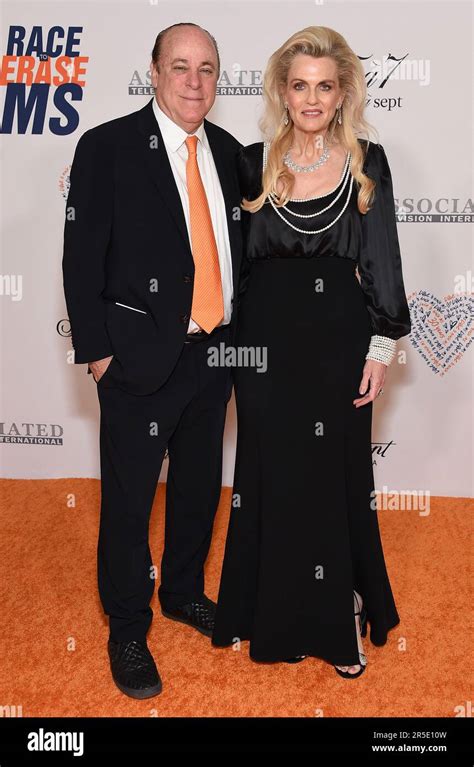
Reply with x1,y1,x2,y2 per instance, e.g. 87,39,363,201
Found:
107,639,162,699
161,595,216,637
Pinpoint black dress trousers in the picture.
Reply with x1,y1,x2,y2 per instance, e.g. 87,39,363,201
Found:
95,324,232,643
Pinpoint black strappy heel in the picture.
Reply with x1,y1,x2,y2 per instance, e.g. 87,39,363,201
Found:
334,591,368,679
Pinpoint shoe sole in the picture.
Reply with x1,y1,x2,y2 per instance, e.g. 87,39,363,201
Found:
161,609,213,637
283,656,308,664
112,677,163,699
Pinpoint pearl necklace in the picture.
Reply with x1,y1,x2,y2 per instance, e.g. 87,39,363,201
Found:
263,142,354,235
270,152,351,219
268,176,354,235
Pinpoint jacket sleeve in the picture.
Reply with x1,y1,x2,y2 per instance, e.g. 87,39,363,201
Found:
358,143,412,343
62,128,114,364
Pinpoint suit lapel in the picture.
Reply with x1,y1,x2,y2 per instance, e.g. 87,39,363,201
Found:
136,99,191,254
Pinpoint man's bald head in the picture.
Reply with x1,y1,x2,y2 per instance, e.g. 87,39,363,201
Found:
151,23,220,76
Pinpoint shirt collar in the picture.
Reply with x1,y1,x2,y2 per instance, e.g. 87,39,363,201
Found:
152,96,208,154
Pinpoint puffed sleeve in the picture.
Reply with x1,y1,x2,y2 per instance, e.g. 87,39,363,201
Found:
235,143,263,301
358,143,412,351
237,142,263,199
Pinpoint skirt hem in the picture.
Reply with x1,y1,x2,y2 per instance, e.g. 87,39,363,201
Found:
211,615,400,666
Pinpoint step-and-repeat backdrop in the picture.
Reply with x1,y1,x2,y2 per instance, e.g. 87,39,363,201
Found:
1,0,472,497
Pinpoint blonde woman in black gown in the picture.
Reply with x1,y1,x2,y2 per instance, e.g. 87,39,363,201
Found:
212,26,411,677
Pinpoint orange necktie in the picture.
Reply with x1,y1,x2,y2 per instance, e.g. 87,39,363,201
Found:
185,135,224,333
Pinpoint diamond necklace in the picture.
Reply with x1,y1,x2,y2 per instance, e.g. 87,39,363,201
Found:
283,139,330,173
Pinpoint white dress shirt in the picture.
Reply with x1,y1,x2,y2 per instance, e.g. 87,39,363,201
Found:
152,97,233,334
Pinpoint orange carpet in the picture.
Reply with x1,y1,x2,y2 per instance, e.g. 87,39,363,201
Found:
0,479,472,718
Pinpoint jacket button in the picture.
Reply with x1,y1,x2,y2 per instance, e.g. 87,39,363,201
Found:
183,274,192,283
180,313,190,323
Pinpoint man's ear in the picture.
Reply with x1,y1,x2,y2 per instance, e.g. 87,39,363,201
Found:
150,60,158,88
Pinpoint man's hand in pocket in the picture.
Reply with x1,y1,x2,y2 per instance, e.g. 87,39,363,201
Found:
89,356,114,383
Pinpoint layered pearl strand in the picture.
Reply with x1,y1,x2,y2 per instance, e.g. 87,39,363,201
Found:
262,142,398,367
265,142,354,235
270,151,352,220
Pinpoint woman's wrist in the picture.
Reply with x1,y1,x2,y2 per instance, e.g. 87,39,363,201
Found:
365,335,397,366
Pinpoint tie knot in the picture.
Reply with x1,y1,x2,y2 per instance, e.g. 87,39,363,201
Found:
185,135,198,155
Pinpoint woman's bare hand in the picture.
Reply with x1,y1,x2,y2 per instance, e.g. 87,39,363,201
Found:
353,359,386,408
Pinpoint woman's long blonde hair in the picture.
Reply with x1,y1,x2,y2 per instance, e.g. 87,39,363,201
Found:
243,26,378,215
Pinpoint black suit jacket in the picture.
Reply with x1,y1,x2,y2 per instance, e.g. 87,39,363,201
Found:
62,97,243,396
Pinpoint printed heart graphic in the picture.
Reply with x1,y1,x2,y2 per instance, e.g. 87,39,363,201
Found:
407,290,474,375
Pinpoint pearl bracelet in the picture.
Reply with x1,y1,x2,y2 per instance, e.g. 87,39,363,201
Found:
365,335,397,366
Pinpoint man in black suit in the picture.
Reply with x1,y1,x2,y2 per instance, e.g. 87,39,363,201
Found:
62,23,243,698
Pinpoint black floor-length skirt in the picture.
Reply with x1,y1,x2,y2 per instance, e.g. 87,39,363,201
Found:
212,256,400,666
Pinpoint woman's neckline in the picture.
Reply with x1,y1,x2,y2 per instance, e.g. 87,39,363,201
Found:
288,151,351,202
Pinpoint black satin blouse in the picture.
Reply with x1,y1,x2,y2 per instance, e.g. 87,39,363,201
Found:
236,139,412,341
